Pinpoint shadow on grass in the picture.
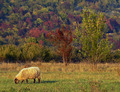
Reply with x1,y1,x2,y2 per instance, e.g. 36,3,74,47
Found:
41,80,57,83
24,80,57,84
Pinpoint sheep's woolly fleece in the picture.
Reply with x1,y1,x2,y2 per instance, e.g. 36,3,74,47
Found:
15,67,40,80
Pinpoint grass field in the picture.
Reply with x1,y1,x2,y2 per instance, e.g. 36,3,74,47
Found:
0,62,120,92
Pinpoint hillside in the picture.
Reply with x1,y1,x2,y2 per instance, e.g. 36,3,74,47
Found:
0,0,120,62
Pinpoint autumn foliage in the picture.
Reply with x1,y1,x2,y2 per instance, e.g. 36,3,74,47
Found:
28,28,48,38
47,26,73,66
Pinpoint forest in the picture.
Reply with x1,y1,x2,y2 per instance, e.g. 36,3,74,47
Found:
0,0,120,64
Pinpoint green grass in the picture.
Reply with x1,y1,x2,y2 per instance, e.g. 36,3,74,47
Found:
0,63,120,92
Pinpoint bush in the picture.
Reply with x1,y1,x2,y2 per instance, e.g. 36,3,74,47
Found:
0,43,52,62
112,50,120,63
21,43,42,61
100,50,120,63
21,43,51,62
39,48,51,62
0,45,21,62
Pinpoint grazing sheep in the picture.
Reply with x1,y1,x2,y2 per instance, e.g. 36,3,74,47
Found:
14,67,41,84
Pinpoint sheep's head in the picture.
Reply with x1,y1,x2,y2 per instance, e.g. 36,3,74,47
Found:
14,78,19,84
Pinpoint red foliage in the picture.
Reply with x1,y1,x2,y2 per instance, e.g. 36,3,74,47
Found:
47,25,73,65
49,11,55,15
68,14,74,19
0,23,8,30
116,40,120,49
41,29,48,34
109,39,120,49
44,21,54,30
0,10,3,15
29,28,41,38
26,18,32,28
20,7,23,13
26,18,31,23
105,18,114,31
40,13,49,21
108,35,120,49
28,28,48,38
18,21,23,28
105,17,120,32
109,18,119,26
39,40,43,45
75,15,82,23
13,7,19,13
0,23,12,31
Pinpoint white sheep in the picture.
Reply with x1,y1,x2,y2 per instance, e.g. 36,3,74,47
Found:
14,67,41,84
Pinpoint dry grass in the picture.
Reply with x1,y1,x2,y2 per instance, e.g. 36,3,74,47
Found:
0,61,120,73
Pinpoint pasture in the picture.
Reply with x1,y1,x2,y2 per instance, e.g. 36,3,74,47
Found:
0,62,120,92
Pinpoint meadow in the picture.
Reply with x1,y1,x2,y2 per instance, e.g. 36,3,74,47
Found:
0,62,120,92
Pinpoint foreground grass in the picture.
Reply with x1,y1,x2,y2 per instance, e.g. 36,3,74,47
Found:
0,62,120,92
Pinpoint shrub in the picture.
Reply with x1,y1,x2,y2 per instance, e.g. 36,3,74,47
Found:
100,50,120,63
21,43,42,61
21,43,51,62
0,45,21,62
39,48,51,62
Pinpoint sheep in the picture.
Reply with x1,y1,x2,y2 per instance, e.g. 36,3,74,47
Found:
14,67,41,84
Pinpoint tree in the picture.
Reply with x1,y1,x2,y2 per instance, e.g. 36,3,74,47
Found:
28,28,41,38
34,18,43,27
25,37,38,43
47,25,73,66
75,10,112,65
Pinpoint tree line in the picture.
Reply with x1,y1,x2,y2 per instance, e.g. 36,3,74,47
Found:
0,0,120,46
0,0,120,65
0,10,120,65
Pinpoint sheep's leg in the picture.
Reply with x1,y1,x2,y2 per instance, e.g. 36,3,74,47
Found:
34,79,36,83
38,77,41,83
26,79,28,83
21,80,24,83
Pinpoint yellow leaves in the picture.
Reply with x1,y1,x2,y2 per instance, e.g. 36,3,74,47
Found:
13,25,18,32
33,10,38,15
40,8,49,13
23,22,27,27
11,0,14,3
61,1,64,4
73,22,77,26
24,12,31,18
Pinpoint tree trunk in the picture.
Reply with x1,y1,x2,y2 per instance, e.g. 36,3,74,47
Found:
63,53,68,66
92,56,97,71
